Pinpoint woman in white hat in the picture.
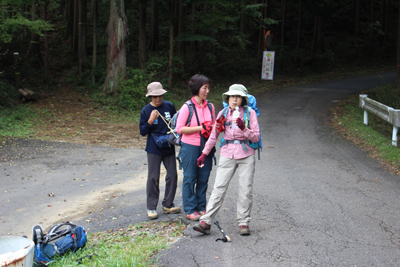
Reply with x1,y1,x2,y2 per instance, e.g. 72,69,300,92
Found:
192,84,260,235
139,82,181,220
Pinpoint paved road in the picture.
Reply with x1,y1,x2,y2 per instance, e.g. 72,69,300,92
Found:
156,72,400,266
0,72,398,266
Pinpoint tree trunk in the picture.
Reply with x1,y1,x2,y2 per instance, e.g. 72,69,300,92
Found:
168,17,174,89
311,16,318,54
258,0,268,57
138,1,147,69
78,0,88,75
369,0,374,51
91,0,97,84
103,0,128,94
43,0,49,84
73,0,78,59
383,0,390,57
296,1,302,64
397,0,400,89
178,0,185,72
28,4,43,67
355,0,360,54
280,0,285,47
316,16,324,53
150,0,159,51
67,0,74,38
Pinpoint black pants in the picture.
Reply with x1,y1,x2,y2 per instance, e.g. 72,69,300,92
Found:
146,152,178,210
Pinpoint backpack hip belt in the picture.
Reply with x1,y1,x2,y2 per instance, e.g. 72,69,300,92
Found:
220,139,251,151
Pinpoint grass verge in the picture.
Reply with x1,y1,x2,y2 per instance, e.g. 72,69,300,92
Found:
49,221,186,267
331,82,400,175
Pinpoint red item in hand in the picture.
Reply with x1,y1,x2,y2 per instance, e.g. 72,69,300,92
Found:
197,153,207,167
215,115,226,133
201,121,213,139
236,117,246,131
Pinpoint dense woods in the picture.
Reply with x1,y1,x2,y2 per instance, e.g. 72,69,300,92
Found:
0,0,399,107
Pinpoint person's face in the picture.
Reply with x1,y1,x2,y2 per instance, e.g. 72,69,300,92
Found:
151,95,163,107
228,95,243,110
197,83,210,101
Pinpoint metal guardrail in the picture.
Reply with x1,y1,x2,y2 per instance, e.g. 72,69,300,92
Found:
359,94,400,146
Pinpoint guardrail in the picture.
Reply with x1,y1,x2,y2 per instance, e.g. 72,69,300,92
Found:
359,94,400,146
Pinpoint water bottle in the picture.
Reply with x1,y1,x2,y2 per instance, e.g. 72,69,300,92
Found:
232,107,240,129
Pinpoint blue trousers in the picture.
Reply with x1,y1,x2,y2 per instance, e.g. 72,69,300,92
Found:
179,142,213,214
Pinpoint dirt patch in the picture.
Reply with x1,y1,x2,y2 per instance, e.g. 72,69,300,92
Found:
31,86,146,150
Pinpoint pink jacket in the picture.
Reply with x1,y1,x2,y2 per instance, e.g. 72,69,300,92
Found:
176,96,216,146
203,106,260,159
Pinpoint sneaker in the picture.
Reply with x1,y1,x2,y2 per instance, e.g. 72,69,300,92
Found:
199,210,206,216
185,211,201,221
239,225,250,235
147,209,158,220
193,221,211,235
163,206,181,214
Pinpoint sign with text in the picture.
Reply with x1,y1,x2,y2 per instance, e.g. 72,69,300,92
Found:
261,51,275,80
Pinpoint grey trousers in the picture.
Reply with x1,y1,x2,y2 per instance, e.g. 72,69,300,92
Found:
200,154,256,226
146,152,178,210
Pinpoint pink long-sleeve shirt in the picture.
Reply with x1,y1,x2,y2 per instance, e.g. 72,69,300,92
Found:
176,96,216,146
203,106,260,159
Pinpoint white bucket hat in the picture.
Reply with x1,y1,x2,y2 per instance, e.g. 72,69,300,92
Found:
146,82,167,97
222,84,248,105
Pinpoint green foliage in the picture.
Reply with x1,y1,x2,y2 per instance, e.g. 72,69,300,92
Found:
334,83,400,171
0,106,38,137
0,12,53,45
94,68,148,112
49,221,186,267
0,79,18,108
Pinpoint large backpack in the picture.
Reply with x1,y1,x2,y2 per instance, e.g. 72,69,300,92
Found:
32,221,87,266
221,94,263,159
168,99,213,146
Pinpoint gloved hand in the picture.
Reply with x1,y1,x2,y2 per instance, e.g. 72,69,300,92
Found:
215,115,226,133
201,121,213,139
236,117,246,131
197,153,207,167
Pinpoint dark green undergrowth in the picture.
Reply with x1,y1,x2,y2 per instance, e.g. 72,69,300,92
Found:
0,105,39,137
333,82,400,173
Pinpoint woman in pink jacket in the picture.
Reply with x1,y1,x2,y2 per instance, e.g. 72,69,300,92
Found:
193,84,260,235
176,74,216,221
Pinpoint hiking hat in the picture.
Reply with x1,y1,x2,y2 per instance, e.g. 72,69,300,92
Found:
146,82,167,97
222,84,248,106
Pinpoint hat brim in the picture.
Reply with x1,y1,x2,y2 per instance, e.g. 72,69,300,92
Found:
222,91,248,105
146,89,167,97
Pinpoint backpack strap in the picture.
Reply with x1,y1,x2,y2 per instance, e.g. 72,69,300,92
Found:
186,99,214,126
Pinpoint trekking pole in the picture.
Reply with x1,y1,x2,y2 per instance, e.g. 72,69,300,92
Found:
214,220,231,242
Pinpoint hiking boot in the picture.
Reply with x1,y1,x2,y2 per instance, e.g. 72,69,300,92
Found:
185,211,201,221
147,209,158,220
199,210,206,216
163,206,181,214
239,225,250,235
193,221,211,235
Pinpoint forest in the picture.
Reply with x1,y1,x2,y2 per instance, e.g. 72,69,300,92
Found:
0,0,399,110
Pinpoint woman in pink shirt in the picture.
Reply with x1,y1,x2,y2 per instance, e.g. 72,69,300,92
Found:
176,74,216,221
193,84,260,236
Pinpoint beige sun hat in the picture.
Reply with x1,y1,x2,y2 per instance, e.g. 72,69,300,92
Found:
222,84,248,105
146,82,167,97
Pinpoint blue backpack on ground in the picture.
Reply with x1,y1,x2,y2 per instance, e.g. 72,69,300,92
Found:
168,99,213,146
222,94,263,159
32,221,87,266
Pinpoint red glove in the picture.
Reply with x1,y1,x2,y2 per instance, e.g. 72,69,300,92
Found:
215,115,226,133
236,117,246,131
197,153,207,167
201,121,213,139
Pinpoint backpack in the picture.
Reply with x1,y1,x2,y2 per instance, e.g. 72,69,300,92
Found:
32,221,87,266
221,94,263,159
168,99,213,146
